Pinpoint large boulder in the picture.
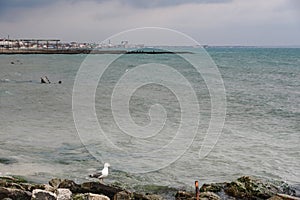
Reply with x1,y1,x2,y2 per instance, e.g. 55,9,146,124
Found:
224,176,288,199
80,181,122,199
0,186,31,200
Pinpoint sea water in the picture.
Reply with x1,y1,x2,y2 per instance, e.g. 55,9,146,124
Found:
0,48,299,189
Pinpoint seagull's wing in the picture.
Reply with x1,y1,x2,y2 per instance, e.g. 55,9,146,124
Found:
89,172,102,178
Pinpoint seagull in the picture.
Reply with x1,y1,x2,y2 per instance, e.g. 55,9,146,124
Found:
89,163,110,182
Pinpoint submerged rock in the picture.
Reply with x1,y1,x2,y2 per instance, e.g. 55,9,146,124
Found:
0,157,18,165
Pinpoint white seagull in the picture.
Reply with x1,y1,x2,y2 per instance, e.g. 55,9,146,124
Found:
89,163,110,182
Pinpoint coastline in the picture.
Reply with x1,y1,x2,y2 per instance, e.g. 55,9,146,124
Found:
0,49,192,54
0,175,299,200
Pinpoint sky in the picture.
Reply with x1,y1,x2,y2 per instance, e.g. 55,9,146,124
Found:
0,0,300,46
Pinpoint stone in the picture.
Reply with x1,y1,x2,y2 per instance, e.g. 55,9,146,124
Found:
199,192,221,200
87,193,110,200
49,178,63,188
175,190,193,199
224,176,282,199
146,194,164,200
175,191,221,200
72,193,110,200
32,189,56,200
200,183,223,193
58,179,81,193
80,181,122,199
113,191,133,200
268,194,300,200
0,186,31,200
56,188,72,200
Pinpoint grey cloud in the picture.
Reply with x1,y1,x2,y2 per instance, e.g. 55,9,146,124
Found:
0,0,232,22
113,0,232,8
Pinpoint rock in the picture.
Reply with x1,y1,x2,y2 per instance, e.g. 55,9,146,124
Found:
0,157,18,165
0,186,31,200
199,192,221,200
268,194,300,200
41,76,51,84
80,181,122,199
32,189,56,200
56,188,72,200
58,179,81,193
146,194,164,200
43,184,55,192
200,183,223,193
19,183,46,192
224,176,283,199
175,190,221,200
87,193,110,200
72,193,110,200
175,190,193,199
49,178,63,188
113,191,133,200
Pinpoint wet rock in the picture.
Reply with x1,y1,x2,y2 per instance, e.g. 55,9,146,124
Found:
80,181,122,199
175,190,221,200
145,194,164,200
56,188,72,200
0,186,31,200
199,192,221,200
175,190,194,199
58,179,81,193
32,189,56,200
201,183,224,193
224,176,284,199
268,194,300,200
113,191,133,199
49,178,63,188
0,175,27,183
73,193,110,200
87,193,110,200
0,157,17,165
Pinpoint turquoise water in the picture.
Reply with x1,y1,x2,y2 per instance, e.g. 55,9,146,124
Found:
0,48,299,190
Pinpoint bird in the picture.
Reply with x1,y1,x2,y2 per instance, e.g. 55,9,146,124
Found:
89,163,110,182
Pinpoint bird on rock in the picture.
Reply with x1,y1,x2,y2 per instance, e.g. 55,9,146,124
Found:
89,163,110,183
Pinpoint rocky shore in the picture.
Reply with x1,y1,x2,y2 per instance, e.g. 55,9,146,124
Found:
0,175,299,200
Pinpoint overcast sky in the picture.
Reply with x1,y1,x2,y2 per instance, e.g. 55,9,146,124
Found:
0,0,299,45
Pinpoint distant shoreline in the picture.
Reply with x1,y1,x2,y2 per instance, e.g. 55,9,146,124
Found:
0,49,192,54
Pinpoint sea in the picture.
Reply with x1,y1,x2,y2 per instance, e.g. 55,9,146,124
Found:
0,47,299,192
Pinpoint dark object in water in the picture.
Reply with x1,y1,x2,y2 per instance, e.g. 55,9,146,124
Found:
58,81,62,84
41,76,51,84
11,61,14,64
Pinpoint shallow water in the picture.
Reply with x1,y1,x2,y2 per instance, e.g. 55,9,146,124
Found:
0,48,299,190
